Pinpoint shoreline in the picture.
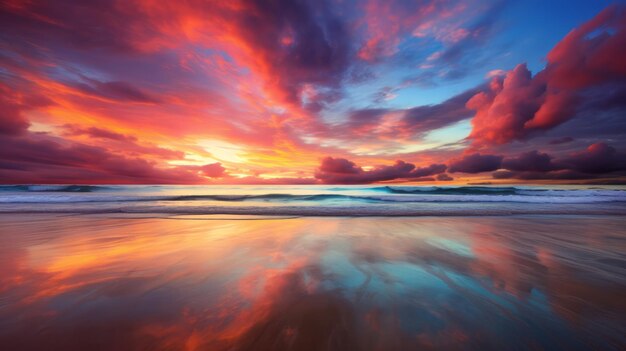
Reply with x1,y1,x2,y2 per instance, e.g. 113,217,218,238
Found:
0,204,624,216
2,214,624,350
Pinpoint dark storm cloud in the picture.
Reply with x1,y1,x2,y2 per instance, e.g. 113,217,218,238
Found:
448,153,503,173
315,157,446,184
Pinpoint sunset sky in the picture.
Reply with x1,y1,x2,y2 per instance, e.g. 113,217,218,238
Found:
1,0,625,184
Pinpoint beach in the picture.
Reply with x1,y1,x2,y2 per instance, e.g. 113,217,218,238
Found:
3,1,626,349
1,191,625,350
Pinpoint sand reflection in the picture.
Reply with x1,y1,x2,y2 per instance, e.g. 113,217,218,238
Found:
0,215,624,350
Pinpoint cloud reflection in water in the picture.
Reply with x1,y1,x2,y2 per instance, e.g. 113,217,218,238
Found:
0,215,624,350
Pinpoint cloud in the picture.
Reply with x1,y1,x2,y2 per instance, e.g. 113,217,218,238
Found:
559,142,626,174
72,79,161,104
357,0,501,66
492,143,626,180
548,137,573,145
448,153,502,173
64,125,137,142
0,84,35,135
0,82,57,136
0,98,29,135
435,2,504,66
218,0,352,108
467,5,626,146
356,0,441,62
0,0,175,54
494,171,626,182
492,170,590,181
342,85,482,139
315,157,446,184
486,69,506,78
0,0,354,143
0,1,624,185
467,64,578,145
0,133,207,184
436,173,454,181
222,176,317,185
402,86,483,134
546,5,626,90
198,163,226,178
313,144,625,183
317,157,361,175
345,108,389,132
62,125,184,160
501,151,556,172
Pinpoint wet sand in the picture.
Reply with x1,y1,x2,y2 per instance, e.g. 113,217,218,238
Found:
0,214,625,350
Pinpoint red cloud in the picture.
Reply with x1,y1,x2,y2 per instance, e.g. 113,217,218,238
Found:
468,5,626,146
547,6,626,89
467,64,578,145
315,157,446,184
0,98,28,136
0,84,32,135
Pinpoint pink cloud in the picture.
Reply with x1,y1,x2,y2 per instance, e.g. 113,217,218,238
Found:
547,5,626,90
467,5,626,146
467,64,578,145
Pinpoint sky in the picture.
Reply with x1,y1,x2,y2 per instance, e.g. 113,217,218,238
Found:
1,0,625,185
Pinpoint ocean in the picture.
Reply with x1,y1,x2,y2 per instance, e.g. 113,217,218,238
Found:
1,184,625,216
1,185,625,350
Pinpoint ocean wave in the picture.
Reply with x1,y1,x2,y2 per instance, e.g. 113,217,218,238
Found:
365,194,626,203
1,185,625,209
0,185,110,192
378,186,521,195
1,192,626,204
0,194,396,204
168,194,353,201
378,186,626,197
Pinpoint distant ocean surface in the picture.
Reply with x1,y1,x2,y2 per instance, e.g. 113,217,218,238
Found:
1,184,625,216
